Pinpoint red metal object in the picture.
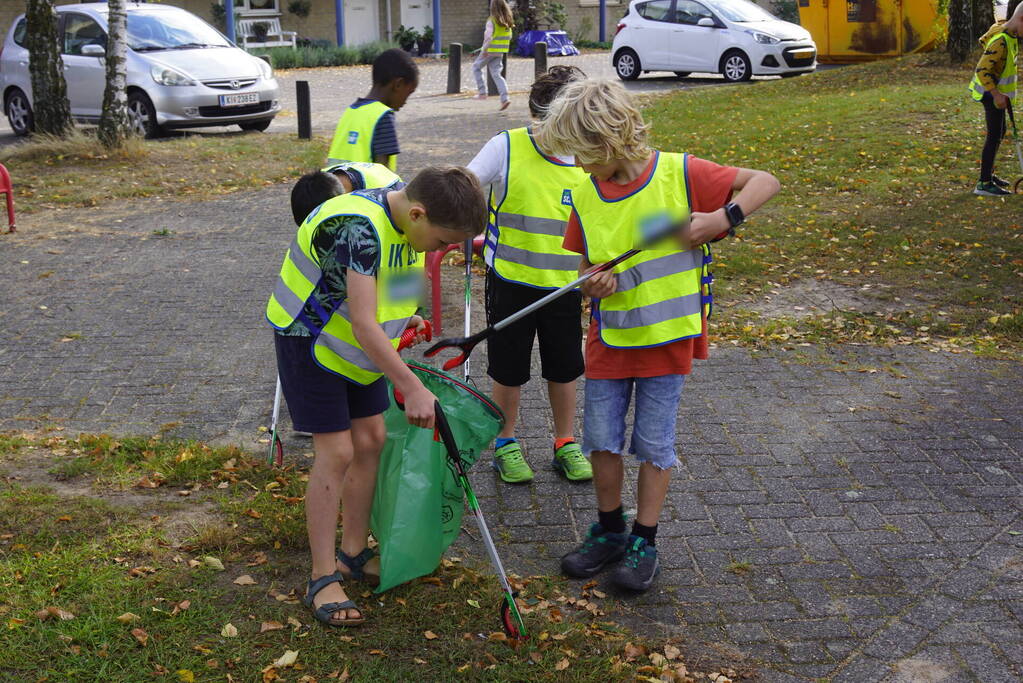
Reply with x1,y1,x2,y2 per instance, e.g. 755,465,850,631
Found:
426,235,483,335
0,163,15,233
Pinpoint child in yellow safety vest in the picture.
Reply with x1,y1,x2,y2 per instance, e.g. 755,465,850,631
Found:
327,49,419,171
467,66,591,485
267,167,487,626
536,79,780,592
472,0,514,111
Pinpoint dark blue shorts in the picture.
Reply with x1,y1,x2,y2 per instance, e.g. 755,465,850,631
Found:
274,333,388,433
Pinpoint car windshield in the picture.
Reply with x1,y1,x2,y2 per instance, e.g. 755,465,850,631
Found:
123,10,230,51
711,0,777,22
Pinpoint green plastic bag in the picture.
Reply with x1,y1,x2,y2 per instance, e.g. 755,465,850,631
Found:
370,360,504,593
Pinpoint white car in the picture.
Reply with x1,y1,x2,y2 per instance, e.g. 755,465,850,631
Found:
612,0,817,82
1,3,280,138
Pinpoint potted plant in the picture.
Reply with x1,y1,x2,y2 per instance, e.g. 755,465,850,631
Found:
287,0,311,18
252,21,270,43
394,25,419,53
417,25,434,55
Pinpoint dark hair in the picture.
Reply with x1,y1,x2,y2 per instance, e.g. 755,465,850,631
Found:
529,65,587,117
405,166,487,236
372,48,419,86
290,171,344,226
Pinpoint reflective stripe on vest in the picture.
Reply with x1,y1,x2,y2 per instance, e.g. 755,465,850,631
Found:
485,127,587,289
490,19,512,53
572,151,707,349
322,161,401,190
326,100,396,171
970,31,1019,101
265,192,422,384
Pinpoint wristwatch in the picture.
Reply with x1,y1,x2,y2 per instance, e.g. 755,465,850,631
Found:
723,202,745,235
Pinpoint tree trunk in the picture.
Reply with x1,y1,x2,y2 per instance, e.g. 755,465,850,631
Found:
98,0,132,148
25,0,72,137
947,0,975,63
973,0,995,42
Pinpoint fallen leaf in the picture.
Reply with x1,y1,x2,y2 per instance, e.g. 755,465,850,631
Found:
221,623,238,637
664,644,681,660
7,618,25,629
245,509,263,519
261,621,284,633
171,600,191,616
233,574,258,586
555,658,570,671
423,630,438,640
287,616,302,629
116,612,140,623
273,650,299,668
466,599,480,609
56,515,72,523
529,651,542,664
131,627,149,646
204,556,225,571
368,650,385,657
177,671,195,683
38,606,75,621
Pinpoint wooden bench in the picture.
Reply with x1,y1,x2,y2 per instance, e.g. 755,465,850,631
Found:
237,17,297,49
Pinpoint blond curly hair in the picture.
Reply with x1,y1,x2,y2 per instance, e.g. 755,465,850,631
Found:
535,79,651,164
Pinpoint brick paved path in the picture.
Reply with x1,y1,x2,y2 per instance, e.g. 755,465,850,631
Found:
1,59,1021,681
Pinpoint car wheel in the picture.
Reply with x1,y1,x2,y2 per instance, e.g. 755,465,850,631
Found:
614,49,641,81
5,89,34,137
238,118,272,132
674,72,690,79
126,91,162,139
720,50,752,83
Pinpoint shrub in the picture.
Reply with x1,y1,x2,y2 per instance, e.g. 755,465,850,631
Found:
254,42,399,69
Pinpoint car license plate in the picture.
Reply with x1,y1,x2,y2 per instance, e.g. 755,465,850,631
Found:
219,92,259,107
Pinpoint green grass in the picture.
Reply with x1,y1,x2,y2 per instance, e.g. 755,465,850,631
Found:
2,130,328,215
644,54,1023,357
0,435,739,681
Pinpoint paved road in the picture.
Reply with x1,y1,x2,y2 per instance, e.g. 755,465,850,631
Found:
0,54,1019,682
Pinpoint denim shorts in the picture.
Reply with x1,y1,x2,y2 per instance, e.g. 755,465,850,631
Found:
581,375,686,470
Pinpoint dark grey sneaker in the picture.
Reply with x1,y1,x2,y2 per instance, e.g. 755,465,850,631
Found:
610,536,660,591
561,523,628,578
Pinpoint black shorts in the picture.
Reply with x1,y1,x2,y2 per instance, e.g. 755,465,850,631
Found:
274,333,389,433
485,269,584,387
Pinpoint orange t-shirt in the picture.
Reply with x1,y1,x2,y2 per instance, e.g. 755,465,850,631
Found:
562,153,738,379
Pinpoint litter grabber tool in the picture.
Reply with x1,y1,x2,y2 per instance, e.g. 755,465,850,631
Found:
267,376,284,467
462,238,473,380
1008,101,1023,194
391,389,526,638
397,318,433,352
424,212,691,370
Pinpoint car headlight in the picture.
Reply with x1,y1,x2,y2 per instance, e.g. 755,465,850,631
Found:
257,58,273,80
150,64,197,86
749,31,780,45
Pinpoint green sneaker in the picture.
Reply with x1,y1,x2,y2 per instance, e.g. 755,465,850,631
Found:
492,441,534,483
974,181,1011,196
552,441,592,481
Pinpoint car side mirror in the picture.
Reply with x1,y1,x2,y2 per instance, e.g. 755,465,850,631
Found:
81,44,106,57
697,17,716,27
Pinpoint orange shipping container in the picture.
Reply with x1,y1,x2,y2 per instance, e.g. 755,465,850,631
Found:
797,0,945,62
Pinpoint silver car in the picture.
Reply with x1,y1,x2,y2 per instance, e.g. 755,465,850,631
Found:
1,3,280,138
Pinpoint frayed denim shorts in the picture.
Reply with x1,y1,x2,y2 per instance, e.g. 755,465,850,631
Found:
581,375,686,470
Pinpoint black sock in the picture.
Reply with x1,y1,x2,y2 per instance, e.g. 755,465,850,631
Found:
597,506,626,534
631,521,657,546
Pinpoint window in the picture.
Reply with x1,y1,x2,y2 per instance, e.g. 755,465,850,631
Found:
674,0,716,25
61,13,106,56
637,0,674,22
12,18,27,47
846,0,877,22
233,0,279,14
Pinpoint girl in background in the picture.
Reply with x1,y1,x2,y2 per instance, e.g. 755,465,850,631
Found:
472,0,514,111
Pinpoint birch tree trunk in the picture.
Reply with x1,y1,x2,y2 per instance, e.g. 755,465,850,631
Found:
973,0,995,42
98,0,131,148
947,0,975,63
25,0,72,137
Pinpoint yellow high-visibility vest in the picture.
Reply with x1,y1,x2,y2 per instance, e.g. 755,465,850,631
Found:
486,127,587,289
322,161,401,190
326,100,396,171
489,19,511,53
571,152,710,349
266,192,422,384
970,30,1018,101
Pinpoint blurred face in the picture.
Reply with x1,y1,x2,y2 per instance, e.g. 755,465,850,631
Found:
576,158,618,182
386,77,419,111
